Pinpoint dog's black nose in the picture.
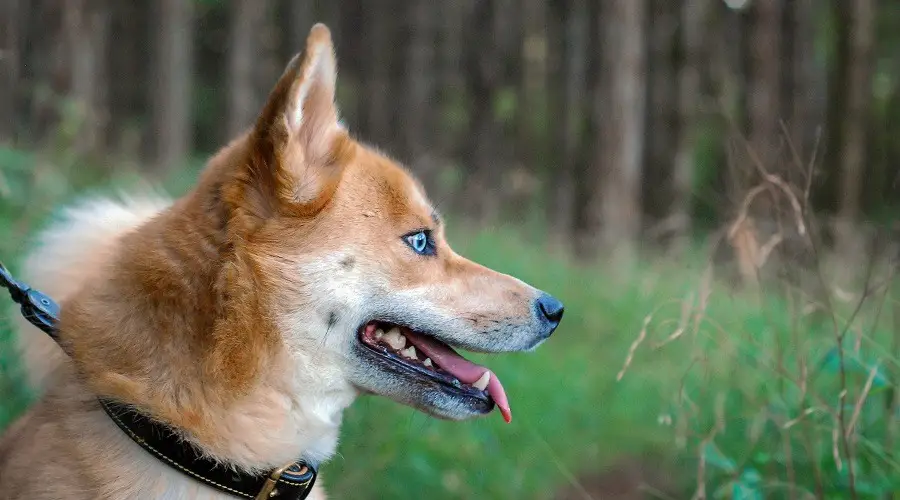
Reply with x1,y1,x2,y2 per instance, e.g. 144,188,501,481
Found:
536,293,564,333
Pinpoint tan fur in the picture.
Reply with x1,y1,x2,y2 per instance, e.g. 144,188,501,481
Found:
12,195,172,391
1,24,551,499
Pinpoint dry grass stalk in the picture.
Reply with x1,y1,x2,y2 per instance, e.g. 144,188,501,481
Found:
654,293,694,349
846,362,880,438
617,313,652,381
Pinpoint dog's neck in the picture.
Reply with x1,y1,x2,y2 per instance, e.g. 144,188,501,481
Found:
58,143,356,471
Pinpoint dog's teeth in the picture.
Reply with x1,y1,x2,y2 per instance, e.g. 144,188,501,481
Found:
400,346,417,360
451,378,462,388
374,328,384,340
423,358,433,367
472,372,490,391
383,328,406,350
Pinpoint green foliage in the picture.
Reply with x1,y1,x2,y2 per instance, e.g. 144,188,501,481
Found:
645,274,900,499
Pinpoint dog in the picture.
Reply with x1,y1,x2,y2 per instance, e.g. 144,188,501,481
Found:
0,24,563,499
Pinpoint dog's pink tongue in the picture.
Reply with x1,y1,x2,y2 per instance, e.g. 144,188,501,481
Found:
404,331,512,423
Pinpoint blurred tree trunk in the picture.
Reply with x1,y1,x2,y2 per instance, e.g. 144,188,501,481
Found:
545,0,565,233
547,0,587,241
747,0,783,176
462,0,501,222
837,0,874,225
436,1,468,162
318,0,341,44
495,0,524,217
836,0,875,257
152,0,193,173
361,1,395,146
404,0,438,190
0,0,20,144
23,0,58,141
286,0,312,53
335,0,362,129
255,3,281,117
588,0,647,256
68,0,110,156
820,0,850,212
783,0,819,168
108,1,148,157
89,1,110,154
669,0,713,245
711,4,751,208
227,0,268,139
572,0,602,257
643,0,679,240
519,0,547,177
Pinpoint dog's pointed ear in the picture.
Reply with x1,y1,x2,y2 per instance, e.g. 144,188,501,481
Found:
250,23,351,213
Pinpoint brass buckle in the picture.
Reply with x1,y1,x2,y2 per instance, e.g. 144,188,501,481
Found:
255,462,296,499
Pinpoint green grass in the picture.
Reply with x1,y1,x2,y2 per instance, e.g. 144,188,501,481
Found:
2,147,898,499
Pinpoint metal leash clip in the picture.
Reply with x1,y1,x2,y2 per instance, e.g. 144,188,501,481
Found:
0,261,60,339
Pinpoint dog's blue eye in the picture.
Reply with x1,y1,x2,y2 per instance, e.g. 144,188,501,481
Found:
404,231,434,256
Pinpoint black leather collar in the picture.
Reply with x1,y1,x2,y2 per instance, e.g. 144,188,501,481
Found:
99,398,318,499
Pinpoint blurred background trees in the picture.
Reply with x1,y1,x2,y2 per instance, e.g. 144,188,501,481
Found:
2,0,897,259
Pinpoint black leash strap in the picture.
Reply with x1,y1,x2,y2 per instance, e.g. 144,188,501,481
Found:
0,261,60,338
0,260,317,499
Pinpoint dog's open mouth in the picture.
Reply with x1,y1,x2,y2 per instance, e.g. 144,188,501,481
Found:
358,321,512,422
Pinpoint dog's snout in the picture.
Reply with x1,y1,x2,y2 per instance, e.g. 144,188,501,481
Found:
535,293,564,334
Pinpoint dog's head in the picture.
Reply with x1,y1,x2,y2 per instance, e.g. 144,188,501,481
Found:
222,24,563,423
